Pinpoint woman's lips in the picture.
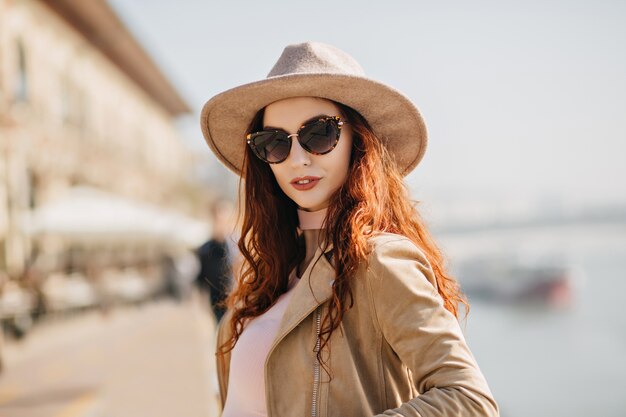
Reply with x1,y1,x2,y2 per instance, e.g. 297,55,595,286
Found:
291,178,320,191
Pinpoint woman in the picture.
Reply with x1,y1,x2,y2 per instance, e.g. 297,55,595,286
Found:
201,42,499,417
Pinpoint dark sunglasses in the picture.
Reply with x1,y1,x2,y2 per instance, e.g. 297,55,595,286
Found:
246,116,347,164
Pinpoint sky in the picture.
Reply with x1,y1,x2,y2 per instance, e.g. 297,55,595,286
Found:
108,0,626,222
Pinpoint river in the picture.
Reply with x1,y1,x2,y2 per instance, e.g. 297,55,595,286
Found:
438,221,626,417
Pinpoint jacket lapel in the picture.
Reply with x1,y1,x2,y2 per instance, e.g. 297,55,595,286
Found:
272,244,335,345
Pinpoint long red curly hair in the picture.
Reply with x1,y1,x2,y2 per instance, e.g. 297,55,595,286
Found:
219,100,469,360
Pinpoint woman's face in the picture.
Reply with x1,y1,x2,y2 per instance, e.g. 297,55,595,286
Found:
263,97,353,211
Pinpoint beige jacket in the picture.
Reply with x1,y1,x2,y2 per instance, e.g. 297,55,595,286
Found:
216,233,499,417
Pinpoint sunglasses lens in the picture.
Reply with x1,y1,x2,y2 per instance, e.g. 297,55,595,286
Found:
249,131,290,163
299,119,339,154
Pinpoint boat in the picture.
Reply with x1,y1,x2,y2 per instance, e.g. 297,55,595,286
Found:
451,254,582,307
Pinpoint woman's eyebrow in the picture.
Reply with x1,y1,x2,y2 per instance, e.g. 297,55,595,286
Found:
263,114,332,130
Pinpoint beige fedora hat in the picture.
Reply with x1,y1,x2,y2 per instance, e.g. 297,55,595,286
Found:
200,41,428,177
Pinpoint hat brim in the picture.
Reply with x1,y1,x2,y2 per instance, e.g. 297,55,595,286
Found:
201,73,428,177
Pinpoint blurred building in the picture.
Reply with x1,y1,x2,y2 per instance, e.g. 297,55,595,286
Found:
0,0,207,279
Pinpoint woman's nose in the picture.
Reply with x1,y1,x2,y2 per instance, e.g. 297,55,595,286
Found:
288,135,312,167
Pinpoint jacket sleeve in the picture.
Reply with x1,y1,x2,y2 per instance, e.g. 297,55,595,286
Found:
367,236,499,417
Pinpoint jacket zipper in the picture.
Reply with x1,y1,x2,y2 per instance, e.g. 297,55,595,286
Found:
311,307,322,417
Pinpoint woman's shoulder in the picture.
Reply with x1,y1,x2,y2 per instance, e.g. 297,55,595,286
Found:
363,232,437,290
366,232,428,263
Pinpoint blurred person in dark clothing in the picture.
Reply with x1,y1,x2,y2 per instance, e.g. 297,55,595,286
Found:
195,199,236,323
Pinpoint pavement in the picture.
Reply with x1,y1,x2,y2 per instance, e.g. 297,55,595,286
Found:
0,293,221,417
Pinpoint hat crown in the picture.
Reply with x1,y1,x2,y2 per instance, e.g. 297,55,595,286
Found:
267,42,365,78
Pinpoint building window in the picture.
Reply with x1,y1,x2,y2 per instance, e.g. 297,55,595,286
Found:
14,39,28,102
60,76,71,123
60,76,88,138
27,169,37,209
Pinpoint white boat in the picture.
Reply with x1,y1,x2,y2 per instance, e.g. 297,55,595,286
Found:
451,254,583,307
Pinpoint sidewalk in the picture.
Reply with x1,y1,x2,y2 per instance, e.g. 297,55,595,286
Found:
0,294,221,417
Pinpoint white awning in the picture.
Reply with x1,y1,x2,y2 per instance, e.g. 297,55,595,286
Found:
24,186,209,247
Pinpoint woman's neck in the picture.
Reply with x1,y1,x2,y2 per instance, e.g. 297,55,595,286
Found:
297,206,327,230
297,207,328,276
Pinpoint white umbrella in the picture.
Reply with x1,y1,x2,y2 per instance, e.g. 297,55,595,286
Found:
24,186,209,247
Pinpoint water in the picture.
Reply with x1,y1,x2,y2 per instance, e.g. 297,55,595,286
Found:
439,222,626,417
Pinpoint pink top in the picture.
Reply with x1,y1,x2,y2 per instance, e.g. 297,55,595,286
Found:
221,207,327,417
